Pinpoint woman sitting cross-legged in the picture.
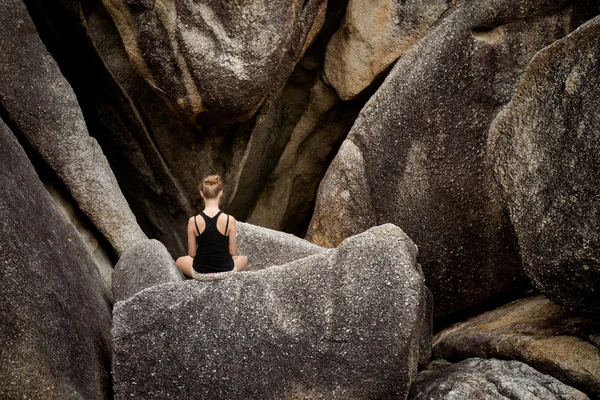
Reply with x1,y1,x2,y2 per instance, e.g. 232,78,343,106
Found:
176,175,248,280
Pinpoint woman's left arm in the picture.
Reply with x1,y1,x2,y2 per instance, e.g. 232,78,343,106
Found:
187,217,197,257
228,217,238,257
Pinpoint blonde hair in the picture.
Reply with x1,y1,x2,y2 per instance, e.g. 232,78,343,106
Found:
199,175,223,199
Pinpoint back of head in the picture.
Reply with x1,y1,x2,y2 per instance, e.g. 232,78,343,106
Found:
200,175,223,199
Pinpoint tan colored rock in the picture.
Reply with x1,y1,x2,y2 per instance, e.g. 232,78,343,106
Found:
324,0,451,100
433,295,600,398
248,76,359,233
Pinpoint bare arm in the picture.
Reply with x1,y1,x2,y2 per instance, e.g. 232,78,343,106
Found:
228,217,238,257
187,217,197,257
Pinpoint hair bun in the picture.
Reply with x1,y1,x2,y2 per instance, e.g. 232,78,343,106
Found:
199,174,223,200
204,175,220,185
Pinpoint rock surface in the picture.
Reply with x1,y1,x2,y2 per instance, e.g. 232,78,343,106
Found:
237,222,326,271
113,239,185,302
324,0,451,100
489,16,600,314
307,0,600,317
0,0,147,256
113,224,432,399
0,119,112,399
410,358,589,400
102,0,327,126
433,295,600,398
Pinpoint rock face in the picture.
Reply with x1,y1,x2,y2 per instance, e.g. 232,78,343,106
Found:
307,0,600,317
113,224,432,399
410,358,589,400
433,295,600,398
0,0,147,257
489,16,600,314
113,239,185,302
0,119,112,399
324,0,451,100
102,0,327,126
236,222,326,271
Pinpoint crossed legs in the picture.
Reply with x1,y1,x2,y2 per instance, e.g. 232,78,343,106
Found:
176,255,248,278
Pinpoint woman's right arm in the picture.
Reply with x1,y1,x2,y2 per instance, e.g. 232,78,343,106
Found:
187,217,197,257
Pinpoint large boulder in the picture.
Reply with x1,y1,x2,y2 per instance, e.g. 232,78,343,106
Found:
237,222,326,270
102,0,327,126
0,0,146,257
489,16,600,314
307,0,600,317
432,295,600,398
409,358,589,400
0,119,112,398
324,0,451,100
113,239,185,302
113,224,432,399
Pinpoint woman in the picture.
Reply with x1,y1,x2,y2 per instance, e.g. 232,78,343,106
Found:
176,175,248,280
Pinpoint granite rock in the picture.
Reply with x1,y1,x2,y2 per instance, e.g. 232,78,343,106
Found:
237,222,326,271
410,358,589,400
489,15,600,314
113,239,185,302
0,0,147,256
307,0,600,317
0,119,112,399
102,0,327,126
113,224,432,399
324,0,451,100
433,295,600,397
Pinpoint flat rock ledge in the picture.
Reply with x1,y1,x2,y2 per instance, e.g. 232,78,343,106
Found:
409,358,589,400
113,239,185,303
112,224,432,399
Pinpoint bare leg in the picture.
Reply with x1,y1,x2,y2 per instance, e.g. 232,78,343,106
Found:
233,255,248,272
176,255,194,277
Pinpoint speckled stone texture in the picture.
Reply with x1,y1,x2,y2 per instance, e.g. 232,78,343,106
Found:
324,0,450,100
0,0,147,256
113,239,185,302
237,222,325,271
409,358,589,400
307,0,600,318
102,0,327,126
113,224,432,399
489,16,600,314
433,295,600,398
0,119,112,399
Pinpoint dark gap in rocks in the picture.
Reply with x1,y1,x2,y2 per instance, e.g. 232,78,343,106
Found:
432,284,536,335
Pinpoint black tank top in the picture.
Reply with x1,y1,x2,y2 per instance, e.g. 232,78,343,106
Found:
192,211,234,273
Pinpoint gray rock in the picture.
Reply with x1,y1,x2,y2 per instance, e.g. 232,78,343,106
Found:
432,295,600,398
86,1,359,241
0,0,147,256
410,358,589,400
307,0,600,317
0,119,112,399
237,222,325,271
489,16,600,314
324,0,451,100
113,224,432,399
44,180,116,303
102,0,327,126
113,239,185,302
